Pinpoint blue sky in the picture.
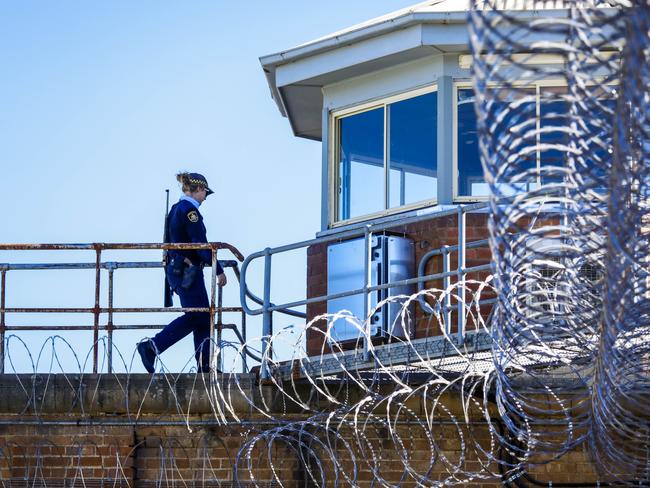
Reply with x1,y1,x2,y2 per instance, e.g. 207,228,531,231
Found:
0,0,415,373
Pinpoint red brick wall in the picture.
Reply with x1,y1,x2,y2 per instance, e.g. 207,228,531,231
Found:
0,422,302,487
0,377,604,487
306,243,328,355
0,412,603,487
305,214,493,355
0,424,135,485
133,425,300,486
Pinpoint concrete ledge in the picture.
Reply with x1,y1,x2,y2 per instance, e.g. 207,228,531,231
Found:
0,374,257,415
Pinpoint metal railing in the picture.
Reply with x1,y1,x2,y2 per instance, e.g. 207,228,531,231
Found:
239,202,492,377
0,242,248,374
0,204,495,376
417,238,493,335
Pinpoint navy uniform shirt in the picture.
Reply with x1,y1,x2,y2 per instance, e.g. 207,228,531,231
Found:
167,198,224,275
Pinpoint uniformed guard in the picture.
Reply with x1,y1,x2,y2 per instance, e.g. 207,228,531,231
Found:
138,172,227,373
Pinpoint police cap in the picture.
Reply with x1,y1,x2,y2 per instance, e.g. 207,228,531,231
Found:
187,173,214,196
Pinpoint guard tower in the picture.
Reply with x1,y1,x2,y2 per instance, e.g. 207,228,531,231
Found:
259,0,498,355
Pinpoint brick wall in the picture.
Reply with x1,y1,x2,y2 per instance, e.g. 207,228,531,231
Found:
0,384,605,487
0,423,135,485
0,423,603,487
133,425,300,486
0,422,295,487
305,213,494,355
306,243,328,355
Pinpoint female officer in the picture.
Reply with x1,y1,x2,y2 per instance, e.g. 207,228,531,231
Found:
138,172,227,373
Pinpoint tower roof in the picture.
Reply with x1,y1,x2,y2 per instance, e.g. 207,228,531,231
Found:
259,0,612,140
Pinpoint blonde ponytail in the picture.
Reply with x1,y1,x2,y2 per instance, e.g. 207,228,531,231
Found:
176,172,201,193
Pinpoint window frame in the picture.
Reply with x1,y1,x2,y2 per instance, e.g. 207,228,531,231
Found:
329,84,439,228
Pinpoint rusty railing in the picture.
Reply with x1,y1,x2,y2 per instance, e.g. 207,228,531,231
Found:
0,242,248,374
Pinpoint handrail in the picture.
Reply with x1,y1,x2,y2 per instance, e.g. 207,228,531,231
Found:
239,202,488,315
238,202,490,378
0,253,304,318
231,266,306,319
417,238,491,317
0,241,245,259
0,242,255,373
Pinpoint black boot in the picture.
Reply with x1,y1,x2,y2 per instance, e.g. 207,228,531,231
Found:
137,340,157,374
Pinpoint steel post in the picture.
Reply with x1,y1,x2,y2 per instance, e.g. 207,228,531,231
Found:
217,278,223,372
107,266,114,374
92,246,102,373
457,207,466,342
363,226,372,361
209,247,218,373
0,270,5,375
442,246,451,334
241,310,247,373
261,248,272,379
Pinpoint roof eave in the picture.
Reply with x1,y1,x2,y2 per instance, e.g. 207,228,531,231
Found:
258,8,589,70
258,11,468,125
258,6,619,139
261,66,287,118
259,11,467,70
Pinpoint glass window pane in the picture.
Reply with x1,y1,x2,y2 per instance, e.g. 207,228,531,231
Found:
338,107,384,221
539,85,613,192
540,86,569,185
405,171,437,203
388,91,437,207
350,159,384,218
496,88,538,181
457,88,482,197
389,168,402,207
573,85,615,193
457,87,537,197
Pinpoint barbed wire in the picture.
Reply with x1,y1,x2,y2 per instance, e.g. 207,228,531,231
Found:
0,281,595,485
591,0,650,482
469,0,650,483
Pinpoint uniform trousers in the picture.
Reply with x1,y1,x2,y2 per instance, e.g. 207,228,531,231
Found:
153,272,211,371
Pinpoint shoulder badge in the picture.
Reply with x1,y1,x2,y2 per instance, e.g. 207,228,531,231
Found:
187,210,199,223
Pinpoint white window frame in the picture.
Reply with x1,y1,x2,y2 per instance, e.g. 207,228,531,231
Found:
329,84,438,228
